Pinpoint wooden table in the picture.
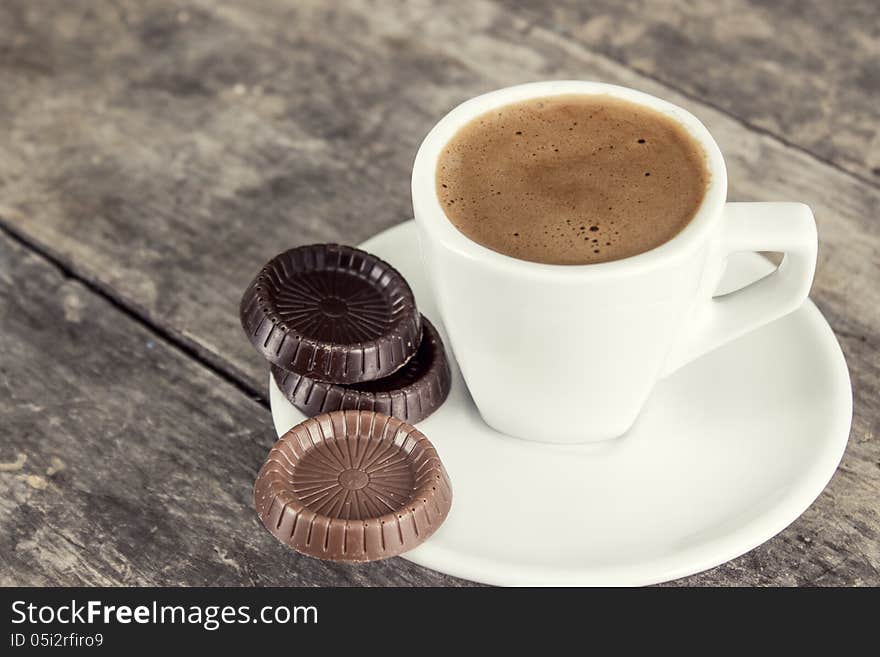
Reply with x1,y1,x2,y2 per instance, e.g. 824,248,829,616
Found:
1,0,877,586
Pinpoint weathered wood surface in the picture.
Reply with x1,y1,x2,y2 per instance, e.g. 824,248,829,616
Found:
505,0,880,182
0,0,877,585
0,233,474,586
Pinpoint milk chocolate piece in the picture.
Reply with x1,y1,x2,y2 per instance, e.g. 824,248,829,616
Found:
240,244,421,383
254,411,453,562
272,316,451,424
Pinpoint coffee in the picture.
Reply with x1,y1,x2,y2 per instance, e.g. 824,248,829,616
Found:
436,94,709,265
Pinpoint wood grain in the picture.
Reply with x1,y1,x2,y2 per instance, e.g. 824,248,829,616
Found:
503,0,880,182
0,233,474,586
0,0,876,585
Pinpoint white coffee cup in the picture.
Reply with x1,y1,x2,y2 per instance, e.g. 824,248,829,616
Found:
412,81,817,443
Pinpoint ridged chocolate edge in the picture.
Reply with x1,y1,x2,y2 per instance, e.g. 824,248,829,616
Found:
253,411,453,562
272,317,451,424
240,244,421,383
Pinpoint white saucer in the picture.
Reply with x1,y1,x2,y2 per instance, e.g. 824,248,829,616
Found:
270,221,852,586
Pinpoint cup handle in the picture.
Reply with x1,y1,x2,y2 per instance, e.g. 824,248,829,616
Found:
661,202,818,377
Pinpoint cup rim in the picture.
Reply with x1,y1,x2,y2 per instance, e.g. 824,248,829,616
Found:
412,80,728,277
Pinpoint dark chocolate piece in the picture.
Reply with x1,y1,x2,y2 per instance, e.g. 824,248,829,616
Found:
240,244,421,384
272,316,451,424
254,410,453,562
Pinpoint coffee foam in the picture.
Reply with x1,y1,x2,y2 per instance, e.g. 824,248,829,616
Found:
436,94,709,265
